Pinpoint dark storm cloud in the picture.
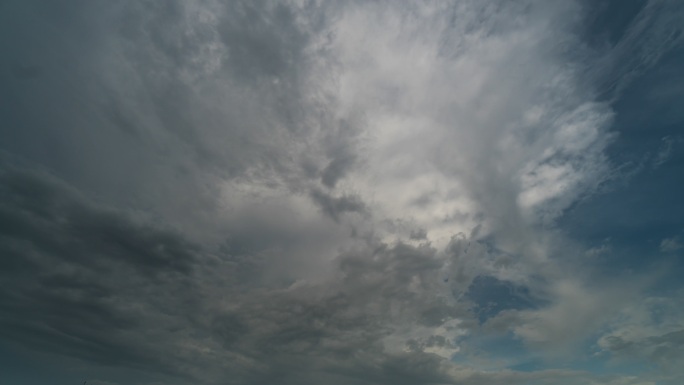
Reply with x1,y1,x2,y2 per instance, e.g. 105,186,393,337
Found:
0,159,473,384
0,161,203,377
0,162,198,274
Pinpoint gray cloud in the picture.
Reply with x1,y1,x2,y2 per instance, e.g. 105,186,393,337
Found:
0,161,202,377
0,161,198,274
0,159,464,384
310,188,367,222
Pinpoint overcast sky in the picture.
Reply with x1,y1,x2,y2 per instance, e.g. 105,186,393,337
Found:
1,1,684,384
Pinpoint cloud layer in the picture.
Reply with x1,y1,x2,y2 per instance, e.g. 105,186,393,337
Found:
1,0,683,384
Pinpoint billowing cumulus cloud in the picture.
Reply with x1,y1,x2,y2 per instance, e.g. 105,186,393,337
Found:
1,0,684,384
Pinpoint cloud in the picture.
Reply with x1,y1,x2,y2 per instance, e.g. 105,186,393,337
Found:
2,159,666,385
1,0,684,384
660,236,683,252
652,136,676,168
309,188,367,222
0,161,205,373
0,159,464,384
0,160,199,274
504,279,642,354
593,0,684,100
596,292,684,382
0,160,637,385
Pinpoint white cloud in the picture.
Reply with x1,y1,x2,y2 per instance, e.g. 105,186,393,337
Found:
321,1,616,252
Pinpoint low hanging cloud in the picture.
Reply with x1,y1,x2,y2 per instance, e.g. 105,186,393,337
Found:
1,0,683,384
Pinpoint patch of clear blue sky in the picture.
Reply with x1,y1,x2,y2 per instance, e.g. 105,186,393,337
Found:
466,275,539,324
560,0,684,275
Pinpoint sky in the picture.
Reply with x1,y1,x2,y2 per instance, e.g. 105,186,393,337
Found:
1,0,683,384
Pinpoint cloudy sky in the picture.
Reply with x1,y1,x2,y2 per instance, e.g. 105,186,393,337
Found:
1,0,683,384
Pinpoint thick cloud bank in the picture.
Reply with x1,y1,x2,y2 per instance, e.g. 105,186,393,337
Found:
1,0,683,384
